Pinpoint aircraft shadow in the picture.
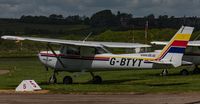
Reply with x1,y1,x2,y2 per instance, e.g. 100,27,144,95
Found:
88,78,144,85
185,100,200,104
146,82,189,87
39,78,144,85
146,72,188,77
39,81,189,86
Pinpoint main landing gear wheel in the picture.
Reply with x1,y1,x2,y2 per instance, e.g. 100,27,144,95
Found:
93,76,102,84
63,76,73,84
49,74,57,84
180,69,189,76
90,72,102,84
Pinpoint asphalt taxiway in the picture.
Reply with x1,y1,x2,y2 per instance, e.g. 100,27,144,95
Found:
1,93,200,104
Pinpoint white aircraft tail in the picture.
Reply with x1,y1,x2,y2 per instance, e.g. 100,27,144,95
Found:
155,26,194,67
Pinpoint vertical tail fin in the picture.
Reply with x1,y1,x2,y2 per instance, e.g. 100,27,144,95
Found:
156,26,194,67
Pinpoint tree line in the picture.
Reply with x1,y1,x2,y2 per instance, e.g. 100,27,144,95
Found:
0,9,199,34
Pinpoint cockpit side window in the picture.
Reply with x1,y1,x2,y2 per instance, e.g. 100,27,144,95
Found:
60,46,65,54
66,45,80,55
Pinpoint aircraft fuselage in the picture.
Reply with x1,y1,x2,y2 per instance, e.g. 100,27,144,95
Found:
38,51,172,72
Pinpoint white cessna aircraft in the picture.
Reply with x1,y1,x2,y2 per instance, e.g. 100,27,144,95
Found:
1,26,193,84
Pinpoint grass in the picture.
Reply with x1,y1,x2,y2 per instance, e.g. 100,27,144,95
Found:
0,57,200,93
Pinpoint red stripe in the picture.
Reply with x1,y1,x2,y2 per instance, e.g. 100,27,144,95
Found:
171,40,188,47
40,53,65,57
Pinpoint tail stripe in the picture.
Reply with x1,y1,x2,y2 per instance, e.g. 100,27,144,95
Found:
171,40,188,47
168,47,186,53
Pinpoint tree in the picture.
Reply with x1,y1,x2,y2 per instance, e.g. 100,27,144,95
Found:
49,14,64,19
65,15,83,24
146,14,155,28
117,12,132,27
90,10,117,27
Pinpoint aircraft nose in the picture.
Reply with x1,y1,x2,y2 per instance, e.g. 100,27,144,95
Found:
38,51,49,61
38,51,49,64
39,51,48,56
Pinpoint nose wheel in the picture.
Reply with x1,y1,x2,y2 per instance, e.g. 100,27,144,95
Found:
93,76,102,84
49,74,57,84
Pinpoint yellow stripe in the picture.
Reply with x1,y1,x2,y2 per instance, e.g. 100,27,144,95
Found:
174,34,191,41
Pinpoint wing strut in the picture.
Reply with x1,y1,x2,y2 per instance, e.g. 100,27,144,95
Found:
47,43,66,68
83,32,92,43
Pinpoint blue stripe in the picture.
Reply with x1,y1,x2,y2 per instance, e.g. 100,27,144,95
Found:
168,47,185,53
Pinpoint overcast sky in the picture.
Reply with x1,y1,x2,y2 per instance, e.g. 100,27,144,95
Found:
0,0,200,18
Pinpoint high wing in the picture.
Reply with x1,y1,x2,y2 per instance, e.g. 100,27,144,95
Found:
151,41,200,47
1,36,150,48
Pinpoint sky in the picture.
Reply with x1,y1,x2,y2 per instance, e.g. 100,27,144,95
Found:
0,0,200,18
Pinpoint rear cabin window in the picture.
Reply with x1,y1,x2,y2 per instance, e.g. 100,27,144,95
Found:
80,47,95,57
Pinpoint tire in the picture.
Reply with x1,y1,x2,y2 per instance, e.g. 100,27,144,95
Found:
63,76,73,84
49,75,57,84
180,69,189,76
193,68,200,74
93,76,102,84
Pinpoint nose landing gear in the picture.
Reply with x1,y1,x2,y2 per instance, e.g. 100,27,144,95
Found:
48,71,73,85
49,71,57,84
